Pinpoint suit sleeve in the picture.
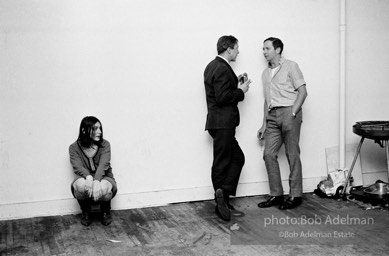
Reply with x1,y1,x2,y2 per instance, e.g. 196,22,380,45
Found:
213,67,244,105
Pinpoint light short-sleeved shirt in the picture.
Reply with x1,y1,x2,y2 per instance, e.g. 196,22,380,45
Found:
262,57,306,109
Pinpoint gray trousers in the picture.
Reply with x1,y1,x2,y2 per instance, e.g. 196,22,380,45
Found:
263,106,303,197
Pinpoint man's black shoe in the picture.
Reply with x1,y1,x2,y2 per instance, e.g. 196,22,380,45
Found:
215,204,245,218
81,212,91,226
215,189,231,221
279,197,302,210
228,204,245,217
257,196,284,208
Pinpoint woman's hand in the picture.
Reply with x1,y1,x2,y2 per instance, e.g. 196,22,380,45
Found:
92,180,102,201
85,175,93,197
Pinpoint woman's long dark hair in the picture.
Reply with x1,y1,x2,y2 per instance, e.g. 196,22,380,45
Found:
78,116,103,148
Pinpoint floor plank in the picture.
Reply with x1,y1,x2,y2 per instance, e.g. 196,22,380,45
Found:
0,194,388,256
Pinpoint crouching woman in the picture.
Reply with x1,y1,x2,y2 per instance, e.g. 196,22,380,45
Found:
69,116,118,226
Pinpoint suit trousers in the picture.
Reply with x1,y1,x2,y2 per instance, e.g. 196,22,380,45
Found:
208,129,245,196
263,106,303,197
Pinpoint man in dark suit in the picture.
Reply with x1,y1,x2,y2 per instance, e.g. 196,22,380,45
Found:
204,35,251,221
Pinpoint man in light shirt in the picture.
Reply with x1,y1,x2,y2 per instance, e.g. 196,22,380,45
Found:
257,37,308,210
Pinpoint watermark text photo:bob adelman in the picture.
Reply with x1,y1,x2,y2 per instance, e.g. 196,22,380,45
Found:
264,214,374,227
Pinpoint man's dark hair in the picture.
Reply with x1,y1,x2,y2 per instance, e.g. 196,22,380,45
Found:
217,35,238,54
264,37,284,55
78,116,103,147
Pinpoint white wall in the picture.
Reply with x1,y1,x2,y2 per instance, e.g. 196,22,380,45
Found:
1,0,383,220
346,0,389,185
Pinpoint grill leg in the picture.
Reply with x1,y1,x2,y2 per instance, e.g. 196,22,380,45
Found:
341,136,365,200
386,141,389,183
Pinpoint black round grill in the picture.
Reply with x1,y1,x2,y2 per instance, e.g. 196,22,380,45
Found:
353,121,389,142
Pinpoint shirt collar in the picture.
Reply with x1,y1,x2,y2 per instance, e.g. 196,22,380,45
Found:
268,57,285,68
217,55,230,65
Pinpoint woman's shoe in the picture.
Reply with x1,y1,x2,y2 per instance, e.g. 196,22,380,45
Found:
81,212,91,226
101,212,112,226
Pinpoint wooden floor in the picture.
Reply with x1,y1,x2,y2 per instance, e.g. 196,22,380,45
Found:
1,194,388,256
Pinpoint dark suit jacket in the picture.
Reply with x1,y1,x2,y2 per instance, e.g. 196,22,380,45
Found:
204,56,245,130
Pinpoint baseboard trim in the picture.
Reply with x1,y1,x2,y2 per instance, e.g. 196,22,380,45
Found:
0,177,323,220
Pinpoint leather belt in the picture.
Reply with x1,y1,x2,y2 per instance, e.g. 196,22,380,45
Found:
269,106,287,111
